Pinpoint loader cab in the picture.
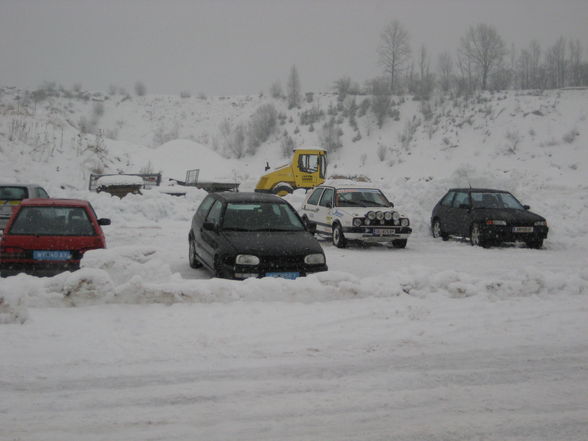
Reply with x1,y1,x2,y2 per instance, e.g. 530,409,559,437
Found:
255,147,327,196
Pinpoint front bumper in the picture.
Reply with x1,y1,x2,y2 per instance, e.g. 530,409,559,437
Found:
0,261,80,277
342,226,412,243
218,261,328,280
479,225,548,243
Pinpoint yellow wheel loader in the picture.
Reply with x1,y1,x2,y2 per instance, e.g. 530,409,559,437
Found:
254,147,327,196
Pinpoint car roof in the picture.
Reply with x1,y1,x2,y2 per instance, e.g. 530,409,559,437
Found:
212,192,287,203
448,188,511,193
0,183,44,189
318,179,380,190
20,198,92,207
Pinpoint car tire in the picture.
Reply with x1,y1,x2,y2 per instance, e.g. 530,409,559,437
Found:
470,223,488,248
391,239,407,249
188,235,203,268
301,215,314,235
432,219,449,241
526,238,544,249
332,224,347,248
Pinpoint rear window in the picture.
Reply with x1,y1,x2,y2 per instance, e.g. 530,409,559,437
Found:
222,202,304,232
0,186,28,200
9,206,96,236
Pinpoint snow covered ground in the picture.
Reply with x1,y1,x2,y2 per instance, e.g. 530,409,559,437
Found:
1,88,587,440
1,186,587,441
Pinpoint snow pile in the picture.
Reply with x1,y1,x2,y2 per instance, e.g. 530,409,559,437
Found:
134,139,239,182
4,252,586,322
95,174,144,187
68,186,208,224
0,276,33,324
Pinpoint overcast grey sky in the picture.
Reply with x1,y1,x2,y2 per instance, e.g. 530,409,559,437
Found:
1,0,587,95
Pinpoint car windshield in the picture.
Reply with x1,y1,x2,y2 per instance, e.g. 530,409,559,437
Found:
471,192,525,210
335,189,392,207
222,202,305,232
9,206,96,236
0,186,28,200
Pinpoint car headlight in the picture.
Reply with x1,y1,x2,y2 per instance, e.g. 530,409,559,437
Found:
376,211,384,220
366,211,376,220
305,253,325,265
400,218,410,227
384,211,393,221
486,220,507,225
534,221,547,226
353,218,363,227
235,254,260,265
392,211,400,221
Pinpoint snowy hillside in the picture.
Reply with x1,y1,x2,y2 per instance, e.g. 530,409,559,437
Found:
1,86,587,237
1,86,588,441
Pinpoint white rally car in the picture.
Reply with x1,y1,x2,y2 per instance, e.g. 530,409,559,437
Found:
299,180,412,248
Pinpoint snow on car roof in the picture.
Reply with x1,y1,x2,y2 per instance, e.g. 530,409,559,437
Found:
322,178,379,189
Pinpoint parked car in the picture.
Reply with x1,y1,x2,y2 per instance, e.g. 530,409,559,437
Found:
299,180,412,248
431,188,548,248
0,183,49,231
0,199,111,277
188,192,327,279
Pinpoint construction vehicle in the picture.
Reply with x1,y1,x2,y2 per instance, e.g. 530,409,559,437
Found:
255,147,327,196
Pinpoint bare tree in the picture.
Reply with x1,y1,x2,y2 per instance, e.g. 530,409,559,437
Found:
568,39,583,87
417,45,434,99
459,23,507,90
438,51,454,92
378,20,411,93
545,37,567,88
269,81,283,99
334,76,352,102
286,65,301,109
367,77,391,128
134,81,147,96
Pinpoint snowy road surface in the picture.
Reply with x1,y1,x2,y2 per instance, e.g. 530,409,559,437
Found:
1,194,588,441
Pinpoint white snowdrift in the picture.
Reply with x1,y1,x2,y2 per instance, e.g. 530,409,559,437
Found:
2,247,586,324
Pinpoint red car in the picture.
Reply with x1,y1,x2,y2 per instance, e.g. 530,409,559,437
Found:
0,199,110,277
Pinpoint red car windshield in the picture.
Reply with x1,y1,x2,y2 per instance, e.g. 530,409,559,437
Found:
8,206,96,236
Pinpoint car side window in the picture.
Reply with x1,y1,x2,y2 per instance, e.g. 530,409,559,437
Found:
196,195,215,218
452,192,470,208
440,191,455,207
36,187,49,198
205,200,223,226
319,188,334,208
306,188,324,206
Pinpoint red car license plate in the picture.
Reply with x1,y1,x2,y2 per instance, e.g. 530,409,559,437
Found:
33,250,72,261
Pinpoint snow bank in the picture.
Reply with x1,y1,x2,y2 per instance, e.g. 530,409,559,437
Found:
4,252,586,323
96,174,144,187
137,139,237,182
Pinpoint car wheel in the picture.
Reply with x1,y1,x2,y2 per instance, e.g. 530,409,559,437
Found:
391,239,407,249
332,224,347,248
188,235,203,268
470,223,488,247
526,238,544,249
432,219,449,241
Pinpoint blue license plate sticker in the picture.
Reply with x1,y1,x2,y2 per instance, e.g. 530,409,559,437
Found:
265,272,300,280
33,250,72,261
